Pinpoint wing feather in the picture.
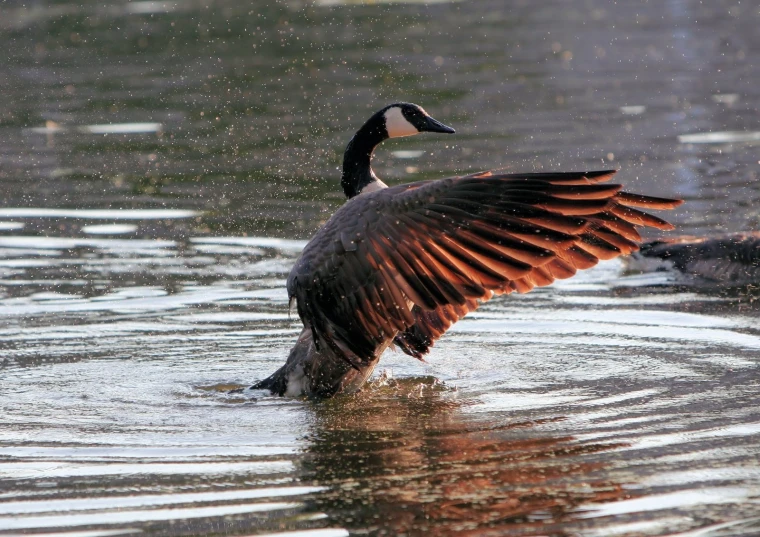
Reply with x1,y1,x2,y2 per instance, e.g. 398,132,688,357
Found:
287,170,682,363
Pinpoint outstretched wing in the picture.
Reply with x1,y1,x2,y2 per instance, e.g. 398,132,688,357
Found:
287,170,681,366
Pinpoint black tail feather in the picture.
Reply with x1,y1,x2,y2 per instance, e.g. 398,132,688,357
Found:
251,367,288,396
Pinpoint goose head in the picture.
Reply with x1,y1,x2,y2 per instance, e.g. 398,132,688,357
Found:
381,103,456,138
341,103,455,199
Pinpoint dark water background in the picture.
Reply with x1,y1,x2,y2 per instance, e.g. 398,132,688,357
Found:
2,0,760,535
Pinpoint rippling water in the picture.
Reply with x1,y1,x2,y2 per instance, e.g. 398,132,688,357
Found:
2,0,760,535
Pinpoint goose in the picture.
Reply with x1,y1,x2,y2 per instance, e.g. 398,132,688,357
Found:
626,232,760,284
253,103,682,397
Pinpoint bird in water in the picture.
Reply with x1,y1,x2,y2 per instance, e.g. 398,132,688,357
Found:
625,232,760,284
253,103,682,398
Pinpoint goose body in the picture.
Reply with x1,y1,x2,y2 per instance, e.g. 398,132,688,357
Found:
253,103,682,397
626,233,760,284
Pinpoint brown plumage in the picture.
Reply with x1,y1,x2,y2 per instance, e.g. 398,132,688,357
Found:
288,170,681,365
253,103,682,397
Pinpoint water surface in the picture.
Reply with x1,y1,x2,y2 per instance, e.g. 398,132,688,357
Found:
2,0,760,535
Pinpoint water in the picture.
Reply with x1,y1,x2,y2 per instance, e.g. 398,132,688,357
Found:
2,0,760,535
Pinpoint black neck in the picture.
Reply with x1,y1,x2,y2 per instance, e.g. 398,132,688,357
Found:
341,118,388,199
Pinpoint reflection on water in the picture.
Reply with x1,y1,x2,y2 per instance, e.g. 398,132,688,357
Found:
304,388,628,536
2,0,760,535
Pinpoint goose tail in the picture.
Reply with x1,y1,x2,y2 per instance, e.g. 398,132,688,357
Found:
251,367,289,396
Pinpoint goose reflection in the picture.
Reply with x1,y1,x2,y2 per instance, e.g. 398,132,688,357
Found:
300,378,629,536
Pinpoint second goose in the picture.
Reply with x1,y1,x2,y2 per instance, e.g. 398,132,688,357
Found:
254,103,683,397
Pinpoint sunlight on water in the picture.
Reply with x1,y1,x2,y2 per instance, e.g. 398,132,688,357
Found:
0,236,175,250
317,0,460,5
190,237,308,252
0,503,303,531
620,105,647,115
124,1,179,14
0,487,324,515
0,209,200,219
6,532,144,537
254,531,349,537
81,224,139,235
0,461,295,480
391,150,426,159
678,131,760,144
30,122,163,135
578,487,751,519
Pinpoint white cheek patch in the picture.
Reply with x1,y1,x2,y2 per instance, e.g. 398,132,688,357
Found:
384,107,419,138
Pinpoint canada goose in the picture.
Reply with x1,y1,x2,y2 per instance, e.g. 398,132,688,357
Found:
626,232,760,284
253,103,682,397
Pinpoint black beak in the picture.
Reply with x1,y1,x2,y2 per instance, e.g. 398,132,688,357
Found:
422,116,456,134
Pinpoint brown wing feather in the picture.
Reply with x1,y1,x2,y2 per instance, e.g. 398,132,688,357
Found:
287,170,682,364
394,299,481,359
